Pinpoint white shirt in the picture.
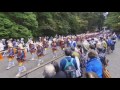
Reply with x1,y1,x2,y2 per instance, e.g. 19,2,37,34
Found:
0,43,4,51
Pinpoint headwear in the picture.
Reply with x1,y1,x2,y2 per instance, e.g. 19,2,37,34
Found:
61,38,64,41
30,41,34,44
44,39,46,41
18,43,24,49
39,42,43,46
8,43,13,48
53,38,56,41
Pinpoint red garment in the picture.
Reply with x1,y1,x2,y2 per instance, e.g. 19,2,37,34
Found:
52,41,57,51
17,49,26,62
60,41,65,49
29,44,36,53
36,45,44,57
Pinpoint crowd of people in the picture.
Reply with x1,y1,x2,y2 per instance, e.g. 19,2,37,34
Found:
43,31,118,78
0,30,118,78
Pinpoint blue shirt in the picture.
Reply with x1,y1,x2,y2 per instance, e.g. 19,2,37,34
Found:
86,57,103,78
60,56,78,71
107,39,114,46
69,41,77,48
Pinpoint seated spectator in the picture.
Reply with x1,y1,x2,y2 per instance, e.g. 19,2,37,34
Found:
52,61,67,78
43,64,56,78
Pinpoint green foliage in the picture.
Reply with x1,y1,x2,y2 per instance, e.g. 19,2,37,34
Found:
0,12,105,39
104,12,120,31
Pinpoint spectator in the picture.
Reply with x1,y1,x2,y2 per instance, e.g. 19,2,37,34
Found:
97,48,109,68
71,47,80,59
86,50,103,78
52,61,67,78
86,72,99,78
60,49,78,78
43,64,56,78
71,47,81,78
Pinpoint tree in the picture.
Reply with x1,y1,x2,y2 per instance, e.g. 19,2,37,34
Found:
104,12,120,32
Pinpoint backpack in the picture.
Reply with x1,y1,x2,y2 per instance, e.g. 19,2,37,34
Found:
64,58,76,78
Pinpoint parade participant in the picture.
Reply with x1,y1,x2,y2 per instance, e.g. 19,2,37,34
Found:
60,38,65,51
0,40,4,52
6,41,15,70
0,40,4,51
16,43,27,77
51,38,57,58
29,40,36,60
0,51,3,61
36,42,44,66
26,41,30,52
12,39,18,55
0,40,4,61
66,37,71,47
20,38,25,46
43,38,49,55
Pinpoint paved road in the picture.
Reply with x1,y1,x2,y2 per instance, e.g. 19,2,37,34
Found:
107,40,120,78
0,47,64,78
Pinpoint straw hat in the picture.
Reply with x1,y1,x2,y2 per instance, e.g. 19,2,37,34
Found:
18,44,24,49
61,38,64,41
44,39,46,41
8,43,13,48
30,41,34,44
53,38,56,41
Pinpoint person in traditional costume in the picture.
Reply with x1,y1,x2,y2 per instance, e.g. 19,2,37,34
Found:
29,41,36,60
6,42,15,70
36,42,44,66
16,43,27,77
43,38,49,55
51,38,57,58
0,40,4,61
60,38,65,51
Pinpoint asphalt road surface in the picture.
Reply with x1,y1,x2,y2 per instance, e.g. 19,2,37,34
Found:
0,47,64,78
107,40,120,78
